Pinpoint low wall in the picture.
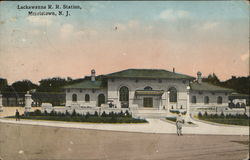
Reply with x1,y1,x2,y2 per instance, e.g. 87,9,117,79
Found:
0,107,41,117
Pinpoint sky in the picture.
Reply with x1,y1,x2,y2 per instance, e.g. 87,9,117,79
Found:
0,1,249,84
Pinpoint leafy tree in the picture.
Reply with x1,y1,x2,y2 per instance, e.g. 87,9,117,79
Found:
37,77,69,92
0,78,8,92
11,80,38,93
203,73,220,85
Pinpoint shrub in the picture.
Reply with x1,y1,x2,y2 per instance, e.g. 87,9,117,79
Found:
101,111,107,117
198,112,202,118
86,112,90,118
118,111,124,117
204,111,208,117
65,110,70,116
94,111,99,117
220,112,225,118
34,109,42,116
181,111,187,115
71,109,76,117
50,110,56,116
44,110,48,116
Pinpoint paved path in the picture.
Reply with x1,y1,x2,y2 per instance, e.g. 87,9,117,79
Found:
0,117,248,135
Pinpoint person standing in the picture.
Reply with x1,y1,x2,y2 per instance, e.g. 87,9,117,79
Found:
15,109,20,121
176,113,183,136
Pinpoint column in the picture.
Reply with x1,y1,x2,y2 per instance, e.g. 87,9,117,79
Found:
167,91,170,113
25,91,32,114
0,94,3,112
185,86,191,122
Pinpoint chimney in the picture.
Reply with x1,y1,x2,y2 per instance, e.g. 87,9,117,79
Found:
91,69,96,82
197,71,202,84
173,67,175,73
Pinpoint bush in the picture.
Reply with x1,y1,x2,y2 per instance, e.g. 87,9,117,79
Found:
204,111,208,117
170,110,180,114
65,110,70,116
101,111,107,117
220,112,225,118
198,112,202,118
71,109,76,117
34,109,42,116
94,111,99,117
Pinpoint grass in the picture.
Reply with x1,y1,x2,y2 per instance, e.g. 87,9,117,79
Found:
199,117,249,126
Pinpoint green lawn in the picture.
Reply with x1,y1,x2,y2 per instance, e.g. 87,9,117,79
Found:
199,118,249,126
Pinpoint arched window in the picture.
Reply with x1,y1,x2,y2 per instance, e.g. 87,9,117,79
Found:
191,96,196,104
241,103,246,108
85,94,90,102
168,87,177,103
98,94,105,107
204,96,209,104
119,86,129,102
72,94,77,102
217,96,222,104
144,86,152,90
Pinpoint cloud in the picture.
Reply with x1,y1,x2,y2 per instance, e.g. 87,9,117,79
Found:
60,24,74,38
240,52,249,61
128,20,139,29
193,21,219,31
75,29,98,37
27,16,52,26
113,23,126,31
159,9,190,20
29,29,41,36
113,20,140,31
144,25,153,31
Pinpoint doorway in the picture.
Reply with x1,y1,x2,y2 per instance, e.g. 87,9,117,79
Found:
143,97,153,107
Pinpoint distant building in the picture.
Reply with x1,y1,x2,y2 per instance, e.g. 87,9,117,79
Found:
63,69,234,117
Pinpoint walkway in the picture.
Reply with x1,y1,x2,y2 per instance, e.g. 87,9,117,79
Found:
0,117,248,135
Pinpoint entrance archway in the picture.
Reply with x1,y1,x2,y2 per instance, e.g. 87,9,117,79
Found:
98,94,105,107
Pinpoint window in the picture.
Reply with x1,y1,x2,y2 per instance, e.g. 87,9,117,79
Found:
169,87,177,102
217,96,222,104
67,89,70,92
119,86,129,102
80,89,82,93
204,96,209,104
191,96,197,104
85,94,90,102
144,86,153,90
159,79,162,83
72,94,77,102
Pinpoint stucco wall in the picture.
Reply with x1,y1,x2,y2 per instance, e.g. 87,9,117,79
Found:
107,78,189,109
65,88,107,107
189,91,229,112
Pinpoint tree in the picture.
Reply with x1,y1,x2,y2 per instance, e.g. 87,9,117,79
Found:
203,73,220,85
11,80,38,93
0,78,8,92
37,77,69,92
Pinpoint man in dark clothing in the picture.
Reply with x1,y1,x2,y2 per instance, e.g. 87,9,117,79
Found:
15,109,20,121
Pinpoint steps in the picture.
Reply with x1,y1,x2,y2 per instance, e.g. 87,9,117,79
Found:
132,109,169,119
